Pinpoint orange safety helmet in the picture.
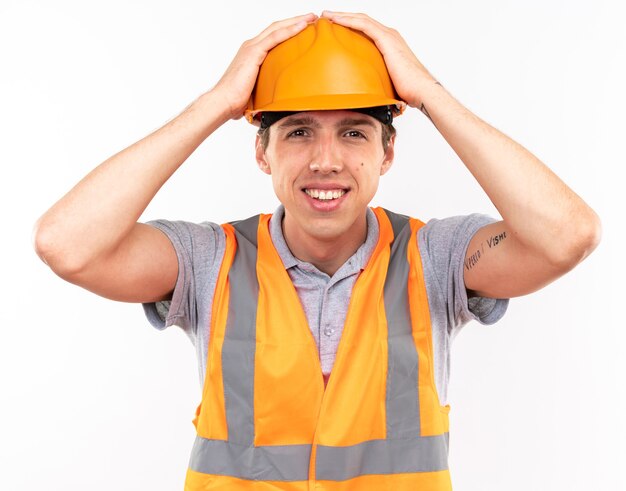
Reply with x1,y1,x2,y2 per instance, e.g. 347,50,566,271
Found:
245,18,406,125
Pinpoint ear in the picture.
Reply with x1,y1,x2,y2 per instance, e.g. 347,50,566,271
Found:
380,134,395,176
255,134,272,175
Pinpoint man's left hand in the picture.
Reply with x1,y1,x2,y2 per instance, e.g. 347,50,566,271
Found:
321,11,438,108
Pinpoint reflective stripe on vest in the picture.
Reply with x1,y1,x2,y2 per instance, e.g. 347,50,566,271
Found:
185,208,452,490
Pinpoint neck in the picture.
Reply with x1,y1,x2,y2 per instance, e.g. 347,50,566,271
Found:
282,212,368,277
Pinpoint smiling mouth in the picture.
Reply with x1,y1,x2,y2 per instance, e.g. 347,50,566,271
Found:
303,188,347,201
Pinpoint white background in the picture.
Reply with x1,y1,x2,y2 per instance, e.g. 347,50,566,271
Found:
1,0,624,490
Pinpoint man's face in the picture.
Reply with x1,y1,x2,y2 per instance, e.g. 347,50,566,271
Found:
255,110,395,244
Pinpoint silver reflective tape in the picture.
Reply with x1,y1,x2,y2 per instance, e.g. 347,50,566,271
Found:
189,435,311,481
384,208,410,241
230,215,260,247
382,211,421,439
316,434,450,481
222,216,260,446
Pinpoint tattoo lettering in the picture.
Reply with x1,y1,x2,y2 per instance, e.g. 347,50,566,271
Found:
465,249,481,271
487,231,507,249
464,231,508,271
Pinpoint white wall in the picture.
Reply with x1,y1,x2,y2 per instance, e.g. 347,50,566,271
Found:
1,0,623,489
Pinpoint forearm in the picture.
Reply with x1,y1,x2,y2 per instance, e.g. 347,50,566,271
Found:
419,82,601,266
34,89,230,271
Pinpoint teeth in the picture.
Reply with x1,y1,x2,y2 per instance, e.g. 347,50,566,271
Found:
305,189,346,201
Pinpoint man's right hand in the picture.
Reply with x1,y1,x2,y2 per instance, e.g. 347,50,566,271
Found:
212,13,318,121
32,14,318,304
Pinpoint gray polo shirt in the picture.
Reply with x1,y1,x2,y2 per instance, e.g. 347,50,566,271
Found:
142,206,508,405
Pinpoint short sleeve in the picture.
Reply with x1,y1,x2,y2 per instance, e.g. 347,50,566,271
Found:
141,219,225,341
418,214,509,338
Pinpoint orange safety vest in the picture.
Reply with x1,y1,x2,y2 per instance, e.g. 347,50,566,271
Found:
184,207,452,490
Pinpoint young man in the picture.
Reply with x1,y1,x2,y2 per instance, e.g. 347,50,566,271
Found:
33,11,601,490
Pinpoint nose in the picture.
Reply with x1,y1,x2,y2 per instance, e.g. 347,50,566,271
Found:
309,135,343,173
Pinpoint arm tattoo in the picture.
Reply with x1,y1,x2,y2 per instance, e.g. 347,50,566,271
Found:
420,81,443,128
464,231,508,271
420,103,436,128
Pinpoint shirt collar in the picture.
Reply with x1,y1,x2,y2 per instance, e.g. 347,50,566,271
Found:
268,205,379,275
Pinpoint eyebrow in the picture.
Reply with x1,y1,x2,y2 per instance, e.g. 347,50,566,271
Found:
335,118,378,129
277,116,322,130
277,116,378,131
